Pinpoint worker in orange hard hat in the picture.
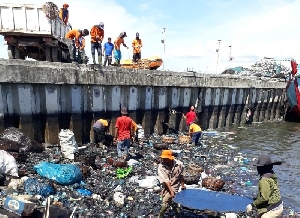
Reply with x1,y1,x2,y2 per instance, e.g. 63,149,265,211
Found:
59,3,69,25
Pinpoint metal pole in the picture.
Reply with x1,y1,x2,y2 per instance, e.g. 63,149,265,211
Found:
162,28,166,70
216,40,221,73
228,45,232,68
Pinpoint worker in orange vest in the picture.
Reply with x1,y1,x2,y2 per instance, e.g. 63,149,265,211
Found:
59,3,69,25
132,32,142,63
114,32,129,66
90,22,104,65
65,29,89,63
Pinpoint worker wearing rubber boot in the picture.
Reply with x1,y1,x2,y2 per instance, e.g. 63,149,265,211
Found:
158,150,186,218
114,32,129,66
77,36,86,64
65,29,89,63
103,37,114,66
90,22,104,65
132,32,142,64
59,3,69,25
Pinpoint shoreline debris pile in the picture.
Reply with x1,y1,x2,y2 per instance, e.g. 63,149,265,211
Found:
0,128,297,217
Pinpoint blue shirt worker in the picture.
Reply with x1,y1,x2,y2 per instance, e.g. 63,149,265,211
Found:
103,37,114,66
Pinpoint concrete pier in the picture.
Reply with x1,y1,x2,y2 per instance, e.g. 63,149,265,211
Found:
0,59,287,144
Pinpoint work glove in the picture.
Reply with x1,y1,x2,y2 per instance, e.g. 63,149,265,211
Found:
246,204,253,213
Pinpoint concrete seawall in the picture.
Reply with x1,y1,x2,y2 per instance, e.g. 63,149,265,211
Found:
0,59,287,144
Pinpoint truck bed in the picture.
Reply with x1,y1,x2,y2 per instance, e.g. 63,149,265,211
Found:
0,3,70,41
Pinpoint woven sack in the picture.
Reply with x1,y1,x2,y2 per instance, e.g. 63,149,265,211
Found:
202,176,225,191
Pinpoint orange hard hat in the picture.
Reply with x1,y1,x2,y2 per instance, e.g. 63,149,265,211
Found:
63,3,69,7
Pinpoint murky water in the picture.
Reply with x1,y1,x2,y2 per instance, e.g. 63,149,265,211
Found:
224,120,300,210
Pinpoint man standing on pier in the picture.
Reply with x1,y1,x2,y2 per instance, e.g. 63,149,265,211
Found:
132,32,142,64
114,32,129,66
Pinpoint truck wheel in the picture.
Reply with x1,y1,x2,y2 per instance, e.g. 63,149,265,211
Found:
7,45,15,59
52,47,60,62
45,47,51,61
15,47,25,60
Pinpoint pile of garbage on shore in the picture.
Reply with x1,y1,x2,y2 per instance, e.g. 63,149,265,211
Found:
0,127,298,217
222,58,291,78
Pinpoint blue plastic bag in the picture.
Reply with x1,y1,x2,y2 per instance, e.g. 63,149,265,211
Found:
76,188,92,196
34,162,82,185
24,178,55,197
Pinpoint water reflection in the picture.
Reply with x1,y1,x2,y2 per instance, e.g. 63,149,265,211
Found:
226,121,300,209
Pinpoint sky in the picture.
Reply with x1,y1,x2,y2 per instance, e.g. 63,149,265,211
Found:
0,0,300,73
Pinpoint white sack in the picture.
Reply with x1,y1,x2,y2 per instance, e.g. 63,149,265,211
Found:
59,129,78,160
0,150,18,177
138,176,159,189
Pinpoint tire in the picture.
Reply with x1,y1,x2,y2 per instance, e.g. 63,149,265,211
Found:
15,46,25,60
52,47,59,62
45,47,51,61
7,45,15,59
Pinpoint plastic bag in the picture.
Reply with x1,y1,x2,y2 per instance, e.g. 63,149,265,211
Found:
76,188,92,196
34,162,82,185
138,176,159,189
0,150,18,177
24,178,55,197
59,129,78,160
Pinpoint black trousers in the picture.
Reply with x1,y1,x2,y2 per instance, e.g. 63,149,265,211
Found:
93,127,113,146
103,55,112,66
133,52,141,62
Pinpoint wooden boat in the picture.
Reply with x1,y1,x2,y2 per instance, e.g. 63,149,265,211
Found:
120,56,163,70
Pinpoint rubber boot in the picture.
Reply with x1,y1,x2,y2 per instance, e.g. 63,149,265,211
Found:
98,55,102,66
174,205,181,217
158,205,168,218
92,54,96,64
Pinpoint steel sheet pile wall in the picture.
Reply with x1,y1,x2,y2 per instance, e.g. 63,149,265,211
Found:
0,59,287,144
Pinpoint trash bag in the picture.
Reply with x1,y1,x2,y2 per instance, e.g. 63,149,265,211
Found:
76,188,92,196
59,129,78,160
0,127,44,153
0,150,18,177
34,162,82,185
138,176,159,189
24,178,55,197
116,166,132,179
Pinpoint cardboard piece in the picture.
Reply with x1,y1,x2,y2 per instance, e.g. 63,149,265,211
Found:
3,196,35,216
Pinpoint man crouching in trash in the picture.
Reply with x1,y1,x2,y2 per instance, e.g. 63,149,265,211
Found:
246,155,283,217
158,150,186,218
93,118,112,147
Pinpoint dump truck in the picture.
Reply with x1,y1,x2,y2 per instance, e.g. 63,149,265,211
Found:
0,3,71,62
